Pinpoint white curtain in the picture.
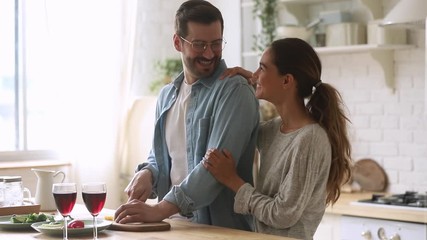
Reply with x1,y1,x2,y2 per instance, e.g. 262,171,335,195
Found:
116,96,157,203
115,1,182,203
33,0,244,209
40,0,138,209
113,0,139,206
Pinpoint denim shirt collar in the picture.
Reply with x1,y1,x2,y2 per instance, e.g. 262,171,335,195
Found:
172,59,227,89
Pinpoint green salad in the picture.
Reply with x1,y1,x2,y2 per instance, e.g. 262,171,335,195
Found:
10,213,55,224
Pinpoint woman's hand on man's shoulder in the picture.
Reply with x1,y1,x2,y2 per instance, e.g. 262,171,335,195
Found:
220,67,254,85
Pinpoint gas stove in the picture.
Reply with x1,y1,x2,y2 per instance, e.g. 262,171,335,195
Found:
345,191,427,239
357,191,427,209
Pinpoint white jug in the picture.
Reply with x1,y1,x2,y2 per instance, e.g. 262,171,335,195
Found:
32,168,66,211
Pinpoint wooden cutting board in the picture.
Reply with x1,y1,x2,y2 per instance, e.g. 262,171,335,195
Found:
352,158,388,192
0,204,40,216
109,221,171,232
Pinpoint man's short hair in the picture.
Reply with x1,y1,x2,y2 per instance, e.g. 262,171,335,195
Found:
175,0,224,37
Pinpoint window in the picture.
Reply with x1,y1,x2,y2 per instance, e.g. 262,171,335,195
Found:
0,0,58,160
0,0,16,151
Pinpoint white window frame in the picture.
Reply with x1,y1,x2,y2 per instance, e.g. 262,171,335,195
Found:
0,0,58,162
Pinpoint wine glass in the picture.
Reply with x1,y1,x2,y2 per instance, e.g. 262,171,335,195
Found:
82,182,107,240
52,183,77,240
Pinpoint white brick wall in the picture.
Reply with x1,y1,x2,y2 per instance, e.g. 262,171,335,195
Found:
321,30,427,193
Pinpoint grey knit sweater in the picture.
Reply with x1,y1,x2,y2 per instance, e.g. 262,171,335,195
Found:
234,117,332,240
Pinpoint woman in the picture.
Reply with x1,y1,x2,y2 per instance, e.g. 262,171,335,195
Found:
202,38,352,240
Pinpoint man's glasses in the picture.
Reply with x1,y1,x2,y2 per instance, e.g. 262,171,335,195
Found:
180,36,226,53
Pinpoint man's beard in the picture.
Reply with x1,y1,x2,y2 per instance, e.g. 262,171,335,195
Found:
184,55,221,79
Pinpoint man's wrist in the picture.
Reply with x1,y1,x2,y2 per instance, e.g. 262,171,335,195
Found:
135,166,156,199
157,200,180,219
135,162,150,173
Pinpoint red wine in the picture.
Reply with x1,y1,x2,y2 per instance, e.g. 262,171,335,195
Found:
82,192,106,215
53,192,77,216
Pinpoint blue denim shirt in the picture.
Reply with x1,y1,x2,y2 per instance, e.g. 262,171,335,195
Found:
142,60,259,231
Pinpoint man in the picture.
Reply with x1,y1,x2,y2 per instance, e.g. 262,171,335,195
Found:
114,0,259,231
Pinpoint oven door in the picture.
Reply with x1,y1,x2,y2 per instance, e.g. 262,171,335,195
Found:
341,215,427,240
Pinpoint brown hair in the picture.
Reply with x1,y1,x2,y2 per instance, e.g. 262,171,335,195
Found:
175,0,224,37
270,38,352,205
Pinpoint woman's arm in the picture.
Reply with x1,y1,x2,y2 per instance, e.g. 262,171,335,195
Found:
202,148,247,192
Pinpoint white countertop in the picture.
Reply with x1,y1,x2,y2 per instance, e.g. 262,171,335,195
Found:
326,192,427,223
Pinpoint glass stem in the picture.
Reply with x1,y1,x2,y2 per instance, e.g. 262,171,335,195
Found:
93,215,98,239
64,216,68,240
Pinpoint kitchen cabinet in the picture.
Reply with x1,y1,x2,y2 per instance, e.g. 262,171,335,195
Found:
315,192,427,240
240,0,415,90
315,213,427,240
341,215,427,240
313,213,341,240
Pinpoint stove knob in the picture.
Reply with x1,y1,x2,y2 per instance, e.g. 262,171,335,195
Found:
389,233,401,240
378,227,387,240
361,230,372,240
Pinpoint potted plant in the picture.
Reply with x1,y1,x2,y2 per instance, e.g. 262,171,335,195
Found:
252,0,278,52
149,58,183,94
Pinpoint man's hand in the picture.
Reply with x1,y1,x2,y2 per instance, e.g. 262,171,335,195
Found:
114,200,179,224
124,169,153,202
114,199,159,224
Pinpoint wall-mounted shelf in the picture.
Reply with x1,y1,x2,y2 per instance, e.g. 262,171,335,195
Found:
240,0,420,92
243,44,414,56
317,44,414,91
314,44,414,54
273,0,382,27
242,44,415,91
242,0,347,7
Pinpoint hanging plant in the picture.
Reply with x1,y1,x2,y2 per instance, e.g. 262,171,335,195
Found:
252,0,278,52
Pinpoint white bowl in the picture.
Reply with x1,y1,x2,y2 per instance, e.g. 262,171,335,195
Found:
276,26,313,41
